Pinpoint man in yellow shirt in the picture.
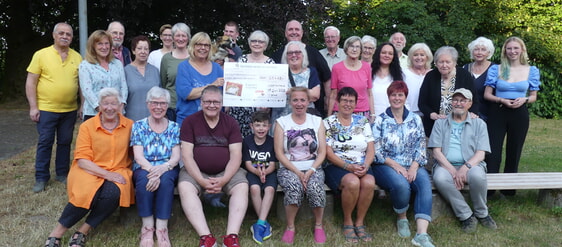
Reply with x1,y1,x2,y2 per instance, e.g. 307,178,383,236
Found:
25,22,82,192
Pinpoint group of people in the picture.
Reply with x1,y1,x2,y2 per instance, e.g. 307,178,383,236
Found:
27,19,540,247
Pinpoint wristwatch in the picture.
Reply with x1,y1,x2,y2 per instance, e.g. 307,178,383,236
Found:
464,162,472,169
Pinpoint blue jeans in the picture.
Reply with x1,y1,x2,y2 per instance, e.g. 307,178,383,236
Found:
133,167,179,219
372,164,432,222
35,110,77,182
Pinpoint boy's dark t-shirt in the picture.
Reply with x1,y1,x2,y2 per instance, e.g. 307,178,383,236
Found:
242,134,277,168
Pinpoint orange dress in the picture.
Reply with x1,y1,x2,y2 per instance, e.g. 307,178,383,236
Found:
67,113,134,208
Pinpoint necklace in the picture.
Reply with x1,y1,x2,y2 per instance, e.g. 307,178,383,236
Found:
102,119,119,131
148,116,168,133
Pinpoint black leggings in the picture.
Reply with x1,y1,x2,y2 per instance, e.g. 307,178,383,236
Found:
486,103,529,196
58,180,121,228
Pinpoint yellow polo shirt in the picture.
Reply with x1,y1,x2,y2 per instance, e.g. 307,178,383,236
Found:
26,45,82,112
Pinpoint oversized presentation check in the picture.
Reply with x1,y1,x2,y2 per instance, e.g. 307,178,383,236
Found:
223,62,288,107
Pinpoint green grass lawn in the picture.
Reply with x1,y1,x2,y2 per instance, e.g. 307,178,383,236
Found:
0,119,560,247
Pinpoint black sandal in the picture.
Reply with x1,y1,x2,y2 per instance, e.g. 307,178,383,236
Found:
45,237,61,247
68,231,86,247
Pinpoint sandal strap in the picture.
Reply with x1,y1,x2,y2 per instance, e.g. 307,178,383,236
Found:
69,231,86,247
45,237,61,247
354,225,373,241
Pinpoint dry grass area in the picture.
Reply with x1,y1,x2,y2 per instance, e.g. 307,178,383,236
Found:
0,119,560,247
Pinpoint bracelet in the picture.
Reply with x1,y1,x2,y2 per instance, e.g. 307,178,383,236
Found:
309,167,317,172
525,97,529,103
167,163,172,171
343,162,349,170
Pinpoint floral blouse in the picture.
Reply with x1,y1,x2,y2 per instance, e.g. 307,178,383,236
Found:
372,107,427,167
79,59,128,116
324,114,373,165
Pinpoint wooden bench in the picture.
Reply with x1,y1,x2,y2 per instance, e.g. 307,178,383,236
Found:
275,172,562,221
119,172,562,224
432,172,562,219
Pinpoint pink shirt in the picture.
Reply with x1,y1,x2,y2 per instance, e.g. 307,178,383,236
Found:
330,61,372,112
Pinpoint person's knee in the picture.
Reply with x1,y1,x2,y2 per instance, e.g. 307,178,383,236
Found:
341,175,360,191
360,175,376,190
250,184,261,193
229,182,249,196
264,186,276,194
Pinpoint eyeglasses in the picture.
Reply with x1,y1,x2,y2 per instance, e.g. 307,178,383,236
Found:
195,43,211,49
202,100,222,106
149,101,168,107
287,50,302,56
363,46,375,51
349,45,361,50
452,99,470,104
324,35,338,40
250,40,266,44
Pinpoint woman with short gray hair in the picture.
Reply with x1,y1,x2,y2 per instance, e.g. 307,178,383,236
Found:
160,22,191,122
360,35,377,64
463,37,495,121
43,87,134,247
418,46,478,136
271,41,321,122
228,30,275,137
131,86,180,247
328,36,374,121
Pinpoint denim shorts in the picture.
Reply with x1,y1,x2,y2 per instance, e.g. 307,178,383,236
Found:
324,164,374,195
247,170,278,190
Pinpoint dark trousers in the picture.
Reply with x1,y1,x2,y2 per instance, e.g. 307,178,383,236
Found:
486,103,529,196
35,110,77,182
58,180,121,228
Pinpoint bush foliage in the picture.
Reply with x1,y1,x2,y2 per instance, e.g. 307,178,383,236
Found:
1,0,560,117
324,0,562,118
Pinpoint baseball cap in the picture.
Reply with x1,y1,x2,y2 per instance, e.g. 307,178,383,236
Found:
453,88,473,100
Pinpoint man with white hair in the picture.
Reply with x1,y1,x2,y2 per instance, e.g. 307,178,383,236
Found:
389,32,408,69
107,21,132,66
429,88,498,233
319,26,346,70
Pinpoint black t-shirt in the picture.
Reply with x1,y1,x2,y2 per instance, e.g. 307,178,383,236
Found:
242,134,277,168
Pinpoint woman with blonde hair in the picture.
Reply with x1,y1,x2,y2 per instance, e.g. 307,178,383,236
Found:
483,36,540,197
403,43,433,116
79,30,128,121
175,32,224,126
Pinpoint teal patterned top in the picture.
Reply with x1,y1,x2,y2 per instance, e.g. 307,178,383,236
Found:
130,118,180,170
